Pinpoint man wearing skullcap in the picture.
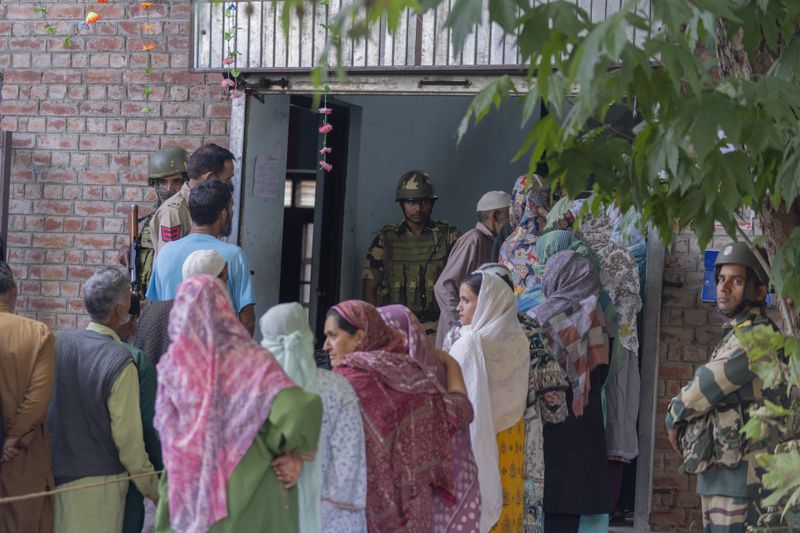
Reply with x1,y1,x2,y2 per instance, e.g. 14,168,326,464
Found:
433,190,511,348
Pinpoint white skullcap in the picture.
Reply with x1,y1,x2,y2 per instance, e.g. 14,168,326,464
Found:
476,190,512,211
182,249,227,280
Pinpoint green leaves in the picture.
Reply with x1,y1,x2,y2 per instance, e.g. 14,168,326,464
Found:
456,75,516,143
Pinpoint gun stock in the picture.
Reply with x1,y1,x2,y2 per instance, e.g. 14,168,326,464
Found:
129,205,139,294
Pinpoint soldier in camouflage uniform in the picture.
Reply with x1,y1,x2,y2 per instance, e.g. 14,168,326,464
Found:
665,241,776,533
121,147,189,298
362,170,460,336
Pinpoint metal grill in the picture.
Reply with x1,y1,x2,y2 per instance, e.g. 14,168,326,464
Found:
192,0,652,72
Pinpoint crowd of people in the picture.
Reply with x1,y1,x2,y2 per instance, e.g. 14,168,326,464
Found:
0,142,775,533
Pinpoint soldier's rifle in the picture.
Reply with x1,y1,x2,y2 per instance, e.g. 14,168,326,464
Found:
129,205,139,295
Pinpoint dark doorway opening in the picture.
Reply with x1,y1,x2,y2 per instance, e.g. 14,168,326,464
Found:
278,97,349,341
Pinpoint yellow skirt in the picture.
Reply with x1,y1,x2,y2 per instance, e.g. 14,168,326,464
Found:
490,417,525,532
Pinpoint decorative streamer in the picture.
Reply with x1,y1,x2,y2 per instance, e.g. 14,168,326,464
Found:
222,3,242,99
317,86,333,173
140,1,156,112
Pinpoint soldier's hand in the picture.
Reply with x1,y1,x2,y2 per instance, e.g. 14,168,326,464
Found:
117,243,130,267
668,427,682,456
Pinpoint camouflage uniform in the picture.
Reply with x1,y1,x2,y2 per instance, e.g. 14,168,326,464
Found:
148,183,193,257
666,312,776,533
361,220,460,334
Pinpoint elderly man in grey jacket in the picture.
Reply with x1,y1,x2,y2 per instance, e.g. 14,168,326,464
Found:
48,267,158,533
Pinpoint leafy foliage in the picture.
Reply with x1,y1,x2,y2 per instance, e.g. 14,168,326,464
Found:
301,0,800,524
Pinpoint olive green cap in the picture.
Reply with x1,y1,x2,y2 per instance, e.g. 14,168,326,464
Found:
148,147,189,185
715,241,769,285
395,170,437,201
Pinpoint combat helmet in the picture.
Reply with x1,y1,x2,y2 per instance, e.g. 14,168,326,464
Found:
714,241,769,316
714,241,769,286
147,147,189,186
395,170,438,201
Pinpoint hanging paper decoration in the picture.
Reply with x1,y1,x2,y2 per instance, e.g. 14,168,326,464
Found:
318,86,333,173
221,3,242,98
140,1,157,112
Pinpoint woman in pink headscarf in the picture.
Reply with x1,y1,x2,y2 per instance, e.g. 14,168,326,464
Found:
323,300,474,533
154,275,323,533
379,304,482,533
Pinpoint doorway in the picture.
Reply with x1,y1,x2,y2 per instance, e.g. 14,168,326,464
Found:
240,96,349,340
280,97,349,340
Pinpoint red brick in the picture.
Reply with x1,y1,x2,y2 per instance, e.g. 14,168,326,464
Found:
40,101,79,116
8,38,46,51
1,101,38,116
33,199,71,216
40,168,77,184
161,102,203,118
75,234,115,249
46,118,67,132
2,70,42,85
119,135,159,151
84,70,122,84
79,135,119,151
74,201,114,217
79,101,121,115
206,103,232,118
63,218,83,233
23,249,45,264
37,134,79,150
32,233,73,248
67,267,95,281
41,70,82,84
28,265,67,281
29,297,66,313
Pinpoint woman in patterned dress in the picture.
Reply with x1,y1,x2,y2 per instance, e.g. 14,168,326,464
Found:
323,300,474,532
379,304,482,533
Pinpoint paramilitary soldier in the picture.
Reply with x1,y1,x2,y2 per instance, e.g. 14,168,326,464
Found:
361,170,460,335
123,147,189,296
666,241,779,533
149,143,235,257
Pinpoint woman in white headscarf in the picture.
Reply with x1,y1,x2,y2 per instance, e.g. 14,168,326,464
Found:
443,271,530,533
260,303,367,533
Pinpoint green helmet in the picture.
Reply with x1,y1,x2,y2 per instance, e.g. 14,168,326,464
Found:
395,170,438,201
147,147,189,186
714,241,769,285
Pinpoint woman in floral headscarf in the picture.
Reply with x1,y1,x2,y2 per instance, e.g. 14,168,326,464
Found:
323,300,474,532
379,304,481,533
154,275,323,533
499,174,575,313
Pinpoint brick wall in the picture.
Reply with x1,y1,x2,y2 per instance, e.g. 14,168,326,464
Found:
0,0,231,329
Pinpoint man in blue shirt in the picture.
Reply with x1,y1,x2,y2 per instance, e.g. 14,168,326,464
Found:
147,179,256,335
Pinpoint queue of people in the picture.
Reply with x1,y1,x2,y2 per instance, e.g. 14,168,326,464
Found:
0,143,775,533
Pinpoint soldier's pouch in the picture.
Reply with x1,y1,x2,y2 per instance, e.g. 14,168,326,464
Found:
712,405,745,468
679,414,715,475
424,264,440,310
407,264,421,307
387,264,405,305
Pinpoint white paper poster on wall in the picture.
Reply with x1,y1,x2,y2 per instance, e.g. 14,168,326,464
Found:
253,154,282,200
